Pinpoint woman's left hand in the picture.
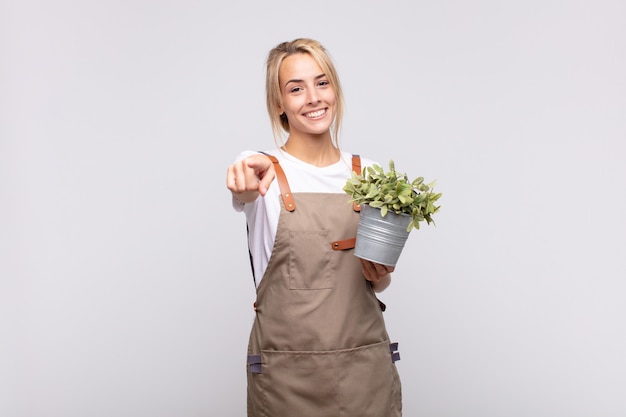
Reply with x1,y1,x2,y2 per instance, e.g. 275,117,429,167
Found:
360,259,394,292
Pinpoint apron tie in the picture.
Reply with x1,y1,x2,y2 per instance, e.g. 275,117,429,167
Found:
390,342,401,363
247,354,263,374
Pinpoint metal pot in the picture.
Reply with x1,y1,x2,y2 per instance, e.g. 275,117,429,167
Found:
354,204,411,267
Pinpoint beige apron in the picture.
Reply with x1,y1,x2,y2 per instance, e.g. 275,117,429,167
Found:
246,155,402,417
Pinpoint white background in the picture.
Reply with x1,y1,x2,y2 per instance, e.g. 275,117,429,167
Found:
2,1,625,416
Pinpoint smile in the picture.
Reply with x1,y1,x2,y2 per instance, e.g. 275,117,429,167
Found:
304,109,327,119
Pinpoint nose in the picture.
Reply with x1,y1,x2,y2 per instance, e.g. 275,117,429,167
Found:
306,89,320,104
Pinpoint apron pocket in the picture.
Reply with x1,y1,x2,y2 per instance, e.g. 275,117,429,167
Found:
253,342,400,417
338,340,400,417
288,230,336,290
260,350,340,416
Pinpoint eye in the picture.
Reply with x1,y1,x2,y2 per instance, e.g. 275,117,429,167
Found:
289,86,303,93
317,80,330,87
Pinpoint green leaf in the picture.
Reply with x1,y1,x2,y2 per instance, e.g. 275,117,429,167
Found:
343,159,443,231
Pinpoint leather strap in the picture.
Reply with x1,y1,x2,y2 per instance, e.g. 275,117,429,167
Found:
351,155,362,212
260,153,360,213
263,153,296,212
330,237,356,251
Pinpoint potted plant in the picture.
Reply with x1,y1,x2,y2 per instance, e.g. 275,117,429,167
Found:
343,160,442,266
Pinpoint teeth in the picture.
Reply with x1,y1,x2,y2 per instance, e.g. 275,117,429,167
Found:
306,109,325,118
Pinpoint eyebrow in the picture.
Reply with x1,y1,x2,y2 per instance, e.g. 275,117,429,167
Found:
284,73,327,88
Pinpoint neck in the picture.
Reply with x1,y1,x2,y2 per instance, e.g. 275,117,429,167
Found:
282,134,340,167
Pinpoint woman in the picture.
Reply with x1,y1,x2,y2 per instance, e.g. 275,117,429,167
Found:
226,38,402,417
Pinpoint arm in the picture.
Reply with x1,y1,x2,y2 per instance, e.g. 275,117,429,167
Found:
226,153,276,203
360,259,394,293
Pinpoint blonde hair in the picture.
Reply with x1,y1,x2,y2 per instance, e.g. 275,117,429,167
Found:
265,38,345,147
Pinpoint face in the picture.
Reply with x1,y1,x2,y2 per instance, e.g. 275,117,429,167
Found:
278,53,336,138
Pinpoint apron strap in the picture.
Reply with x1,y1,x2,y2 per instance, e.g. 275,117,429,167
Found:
259,152,360,213
261,152,296,212
351,154,362,212
331,237,356,250
330,155,361,250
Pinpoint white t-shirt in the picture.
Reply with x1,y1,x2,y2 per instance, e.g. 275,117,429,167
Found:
231,148,378,285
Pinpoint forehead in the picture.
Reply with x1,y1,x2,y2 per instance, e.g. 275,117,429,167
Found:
279,53,324,83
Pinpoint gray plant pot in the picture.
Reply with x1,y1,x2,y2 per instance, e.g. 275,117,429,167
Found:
354,203,412,267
